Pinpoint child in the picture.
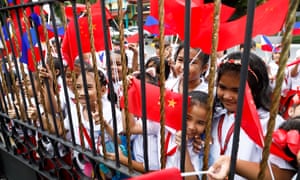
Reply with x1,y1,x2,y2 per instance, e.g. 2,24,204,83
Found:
70,67,123,177
208,116,300,180
207,51,291,180
168,91,213,180
267,46,291,95
279,90,300,120
166,43,209,94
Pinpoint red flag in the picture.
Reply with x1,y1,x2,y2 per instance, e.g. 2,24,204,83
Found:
125,33,139,43
64,4,86,20
241,82,293,161
91,1,113,20
65,2,113,21
61,14,111,70
192,0,288,53
26,47,44,72
150,0,235,39
127,168,182,180
120,78,190,131
241,82,264,147
287,58,300,67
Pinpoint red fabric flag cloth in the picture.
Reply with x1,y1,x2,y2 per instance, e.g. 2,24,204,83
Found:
287,58,300,67
240,82,293,161
61,14,111,70
192,0,288,53
26,47,44,72
240,82,264,147
64,4,86,20
120,78,190,131
91,1,113,20
150,0,235,39
126,33,139,43
65,2,113,21
127,168,182,180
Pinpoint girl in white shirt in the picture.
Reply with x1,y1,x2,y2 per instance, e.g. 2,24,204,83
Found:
166,43,209,94
207,51,294,180
167,91,213,180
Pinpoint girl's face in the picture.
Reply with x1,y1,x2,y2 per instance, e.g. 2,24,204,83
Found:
288,104,300,118
110,53,123,82
65,66,81,91
175,48,206,81
217,71,240,113
76,72,98,109
272,52,280,63
186,104,207,140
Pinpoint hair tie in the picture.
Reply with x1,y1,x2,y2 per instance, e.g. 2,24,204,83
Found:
272,129,300,156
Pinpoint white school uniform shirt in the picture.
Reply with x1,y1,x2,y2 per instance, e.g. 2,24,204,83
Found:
165,77,208,93
210,108,294,180
59,86,75,118
165,137,202,178
64,94,123,148
289,65,300,90
268,61,291,95
132,120,160,170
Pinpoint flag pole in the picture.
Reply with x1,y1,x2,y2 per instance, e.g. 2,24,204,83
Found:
228,0,256,179
203,0,221,178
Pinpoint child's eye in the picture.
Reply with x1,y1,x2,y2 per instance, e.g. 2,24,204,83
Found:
177,58,184,62
76,85,82,89
197,120,206,126
218,84,226,90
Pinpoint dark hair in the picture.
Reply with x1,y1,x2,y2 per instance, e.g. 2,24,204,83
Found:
49,57,63,77
188,91,209,109
277,116,300,169
85,67,107,87
145,56,170,80
217,51,271,110
174,42,210,67
135,72,159,86
73,58,92,70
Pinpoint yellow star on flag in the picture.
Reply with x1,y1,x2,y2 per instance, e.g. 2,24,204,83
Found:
168,99,176,108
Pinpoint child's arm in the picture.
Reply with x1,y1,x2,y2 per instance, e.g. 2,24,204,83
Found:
175,131,198,180
208,155,295,180
106,149,146,173
121,110,143,134
92,111,121,144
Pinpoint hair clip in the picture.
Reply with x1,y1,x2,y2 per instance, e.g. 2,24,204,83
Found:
220,58,259,82
272,129,300,156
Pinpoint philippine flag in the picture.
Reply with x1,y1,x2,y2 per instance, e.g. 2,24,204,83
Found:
293,22,300,36
260,35,274,52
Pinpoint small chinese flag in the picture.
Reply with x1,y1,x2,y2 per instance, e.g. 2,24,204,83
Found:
120,78,190,131
61,13,111,70
241,82,293,161
128,168,182,180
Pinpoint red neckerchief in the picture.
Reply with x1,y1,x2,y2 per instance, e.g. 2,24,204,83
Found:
164,131,177,159
217,115,235,155
79,126,93,150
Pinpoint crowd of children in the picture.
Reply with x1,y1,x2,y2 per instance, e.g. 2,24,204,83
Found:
1,7,300,180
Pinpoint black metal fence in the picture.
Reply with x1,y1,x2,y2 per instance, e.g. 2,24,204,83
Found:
0,0,299,180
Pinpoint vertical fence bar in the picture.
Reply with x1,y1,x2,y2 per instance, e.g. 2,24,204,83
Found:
71,0,97,154
99,0,121,167
180,0,191,172
136,0,149,172
228,0,256,179
48,2,76,145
